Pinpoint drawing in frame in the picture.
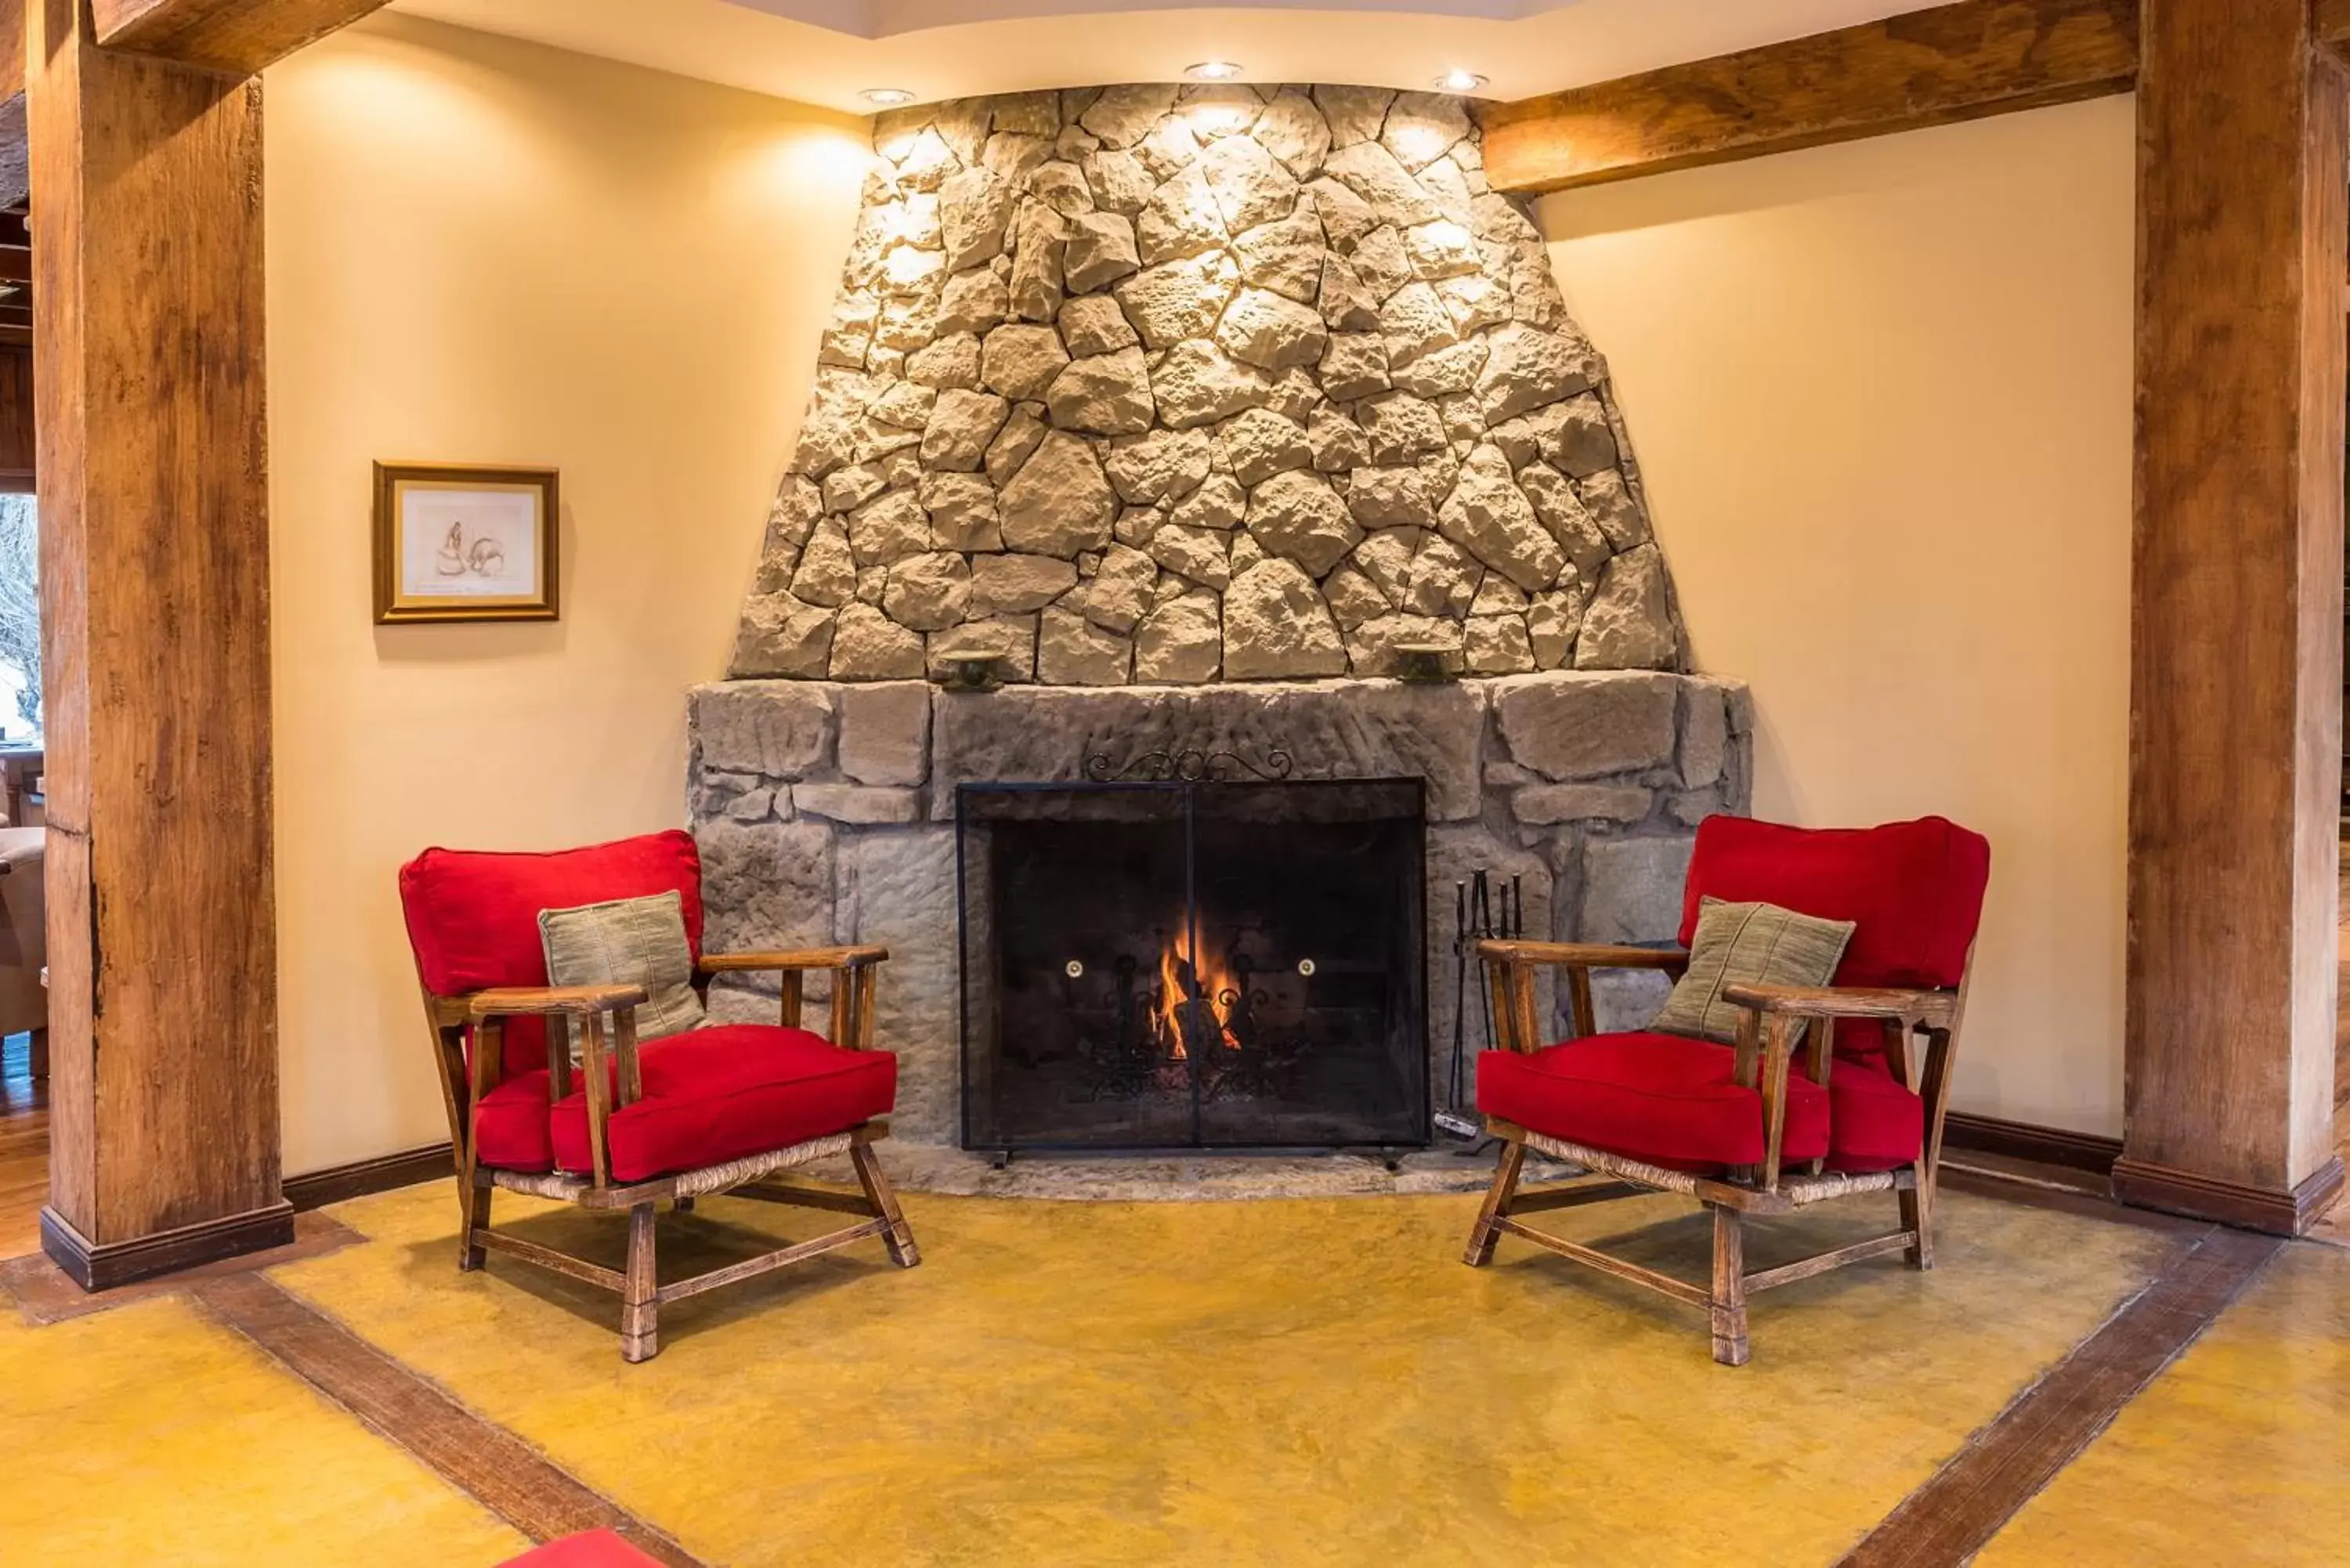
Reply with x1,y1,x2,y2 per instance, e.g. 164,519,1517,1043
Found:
374,461,560,623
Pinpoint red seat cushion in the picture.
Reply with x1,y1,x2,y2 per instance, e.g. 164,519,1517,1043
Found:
474,1069,559,1172
536,1024,896,1184
1477,1032,1830,1172
399,830,706,1078
1817,1056,1925,1172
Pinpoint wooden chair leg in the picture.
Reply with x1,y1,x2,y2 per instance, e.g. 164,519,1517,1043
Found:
620,1202,660,1363
851,1140,921,1268
457,1176,490,1272
1463,1137,1526,1266
1709,1204,1750,1367
1901,1172,1936,1270
26,1027,45,1079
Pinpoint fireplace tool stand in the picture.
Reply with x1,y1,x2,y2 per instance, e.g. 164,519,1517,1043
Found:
1434,868,1521,1146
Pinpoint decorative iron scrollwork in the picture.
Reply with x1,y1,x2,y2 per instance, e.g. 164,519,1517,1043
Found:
1082,744,1298,783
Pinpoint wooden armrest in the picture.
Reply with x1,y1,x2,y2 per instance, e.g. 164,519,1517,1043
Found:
1476,941,1690,970
466,984,646,1019
1719,983,1957,1024
699,945,888,975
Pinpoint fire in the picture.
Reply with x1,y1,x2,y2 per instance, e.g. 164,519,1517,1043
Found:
1156,923,1242,1060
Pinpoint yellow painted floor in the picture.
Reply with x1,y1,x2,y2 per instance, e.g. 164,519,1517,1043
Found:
261,1182,2166,1568
34,1177,2350,1568
1979,1240,2350,1566
0,1289,526,1566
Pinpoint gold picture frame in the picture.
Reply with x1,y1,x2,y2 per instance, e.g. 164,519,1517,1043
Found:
373,462,560,624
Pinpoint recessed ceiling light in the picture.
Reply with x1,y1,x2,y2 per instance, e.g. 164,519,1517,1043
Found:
1435,69,1488,92
860,87,916,107
1186,60,1243,81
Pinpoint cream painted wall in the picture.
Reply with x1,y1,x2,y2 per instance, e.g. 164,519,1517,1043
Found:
266,16,870,1172
1541,97,2137,1135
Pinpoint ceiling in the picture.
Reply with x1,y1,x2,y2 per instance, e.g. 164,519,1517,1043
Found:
382,0,1943,115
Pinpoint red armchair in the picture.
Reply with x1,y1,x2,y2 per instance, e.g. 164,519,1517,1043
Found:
399,829,919,1362
1463,815,1990,1366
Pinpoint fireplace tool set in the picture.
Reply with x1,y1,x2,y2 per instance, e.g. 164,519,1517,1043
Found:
1435,868,1522,1143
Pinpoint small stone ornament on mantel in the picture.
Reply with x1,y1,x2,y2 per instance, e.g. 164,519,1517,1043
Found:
935,653,1006,692
1390,640,1459,683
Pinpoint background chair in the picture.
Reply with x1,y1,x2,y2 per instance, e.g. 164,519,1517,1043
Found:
400,829,919,1362
1463,815,1990,1366
0,826,45,1076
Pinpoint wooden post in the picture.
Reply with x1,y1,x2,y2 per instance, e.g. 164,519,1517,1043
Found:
29,0,288,1287
2118,0,2349,1234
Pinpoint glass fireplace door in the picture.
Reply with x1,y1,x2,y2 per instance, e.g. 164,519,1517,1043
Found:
957,779,1426,1153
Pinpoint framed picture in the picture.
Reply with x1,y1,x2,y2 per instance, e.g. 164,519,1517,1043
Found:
373,462,560,624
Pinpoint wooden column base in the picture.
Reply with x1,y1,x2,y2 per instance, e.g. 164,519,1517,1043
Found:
2112,1155,2346,1236
40,1200,297,1292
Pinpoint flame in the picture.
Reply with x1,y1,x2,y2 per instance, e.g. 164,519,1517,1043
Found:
1156,923,1242,1060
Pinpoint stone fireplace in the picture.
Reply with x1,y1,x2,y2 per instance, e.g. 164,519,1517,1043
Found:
691,82,1754,1163
689,672,1751,1149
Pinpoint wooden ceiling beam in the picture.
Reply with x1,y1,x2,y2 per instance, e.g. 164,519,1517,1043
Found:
1480,0,2140,196
89,0,392,78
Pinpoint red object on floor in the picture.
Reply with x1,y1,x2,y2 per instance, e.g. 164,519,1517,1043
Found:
498,1529,666,1567
1480,815,1991,1173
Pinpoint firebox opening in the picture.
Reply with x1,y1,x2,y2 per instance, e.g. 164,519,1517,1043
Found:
957,778,1428,1153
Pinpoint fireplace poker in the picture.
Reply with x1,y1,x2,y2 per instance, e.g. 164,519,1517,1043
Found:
1436,867,1520,1144
1438,879,1473,1139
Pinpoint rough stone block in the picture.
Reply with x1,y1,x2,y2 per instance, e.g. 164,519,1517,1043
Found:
1578,834,1694,945
925,677,1488,822
696,819,837,958
838,681,932,786
835,829,962,1141
692,682,835,782
1668,788,1723,827
796,783,924,825
1492,671,1679,781
1589,967,1672,1035
1513,783,1651,825
1679,678,1732,789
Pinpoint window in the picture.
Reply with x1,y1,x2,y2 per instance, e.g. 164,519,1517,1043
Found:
0,493,37,740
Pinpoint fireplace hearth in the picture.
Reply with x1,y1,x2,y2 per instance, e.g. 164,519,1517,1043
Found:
957,777,1426,1152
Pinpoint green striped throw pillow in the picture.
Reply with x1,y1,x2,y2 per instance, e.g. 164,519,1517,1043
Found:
1652,897,1856,1045
537,888,706,1050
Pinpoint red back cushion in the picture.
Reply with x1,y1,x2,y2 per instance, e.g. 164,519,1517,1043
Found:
1679,815,1990,991
399,830,705,1078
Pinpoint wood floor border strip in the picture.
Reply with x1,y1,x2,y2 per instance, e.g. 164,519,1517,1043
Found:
2,1211,362,1325
192,1272,707,1568
1834,1223,2283,1567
